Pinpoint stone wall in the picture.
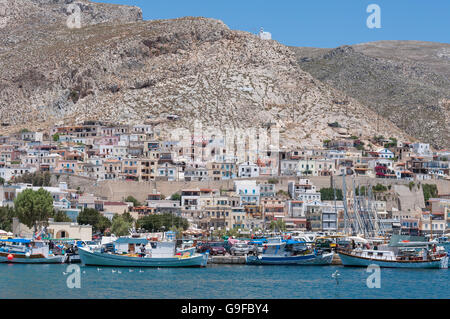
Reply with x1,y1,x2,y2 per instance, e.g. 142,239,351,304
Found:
64,174,450,202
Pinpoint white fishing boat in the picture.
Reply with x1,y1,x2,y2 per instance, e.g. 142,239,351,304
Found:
78,237,208,267
430,236,450,253
338,241,448,269
0,239,65,264
246,239,334,265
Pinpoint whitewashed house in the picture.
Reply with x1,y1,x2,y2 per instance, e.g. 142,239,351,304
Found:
377,148,394,159
238,161,260,178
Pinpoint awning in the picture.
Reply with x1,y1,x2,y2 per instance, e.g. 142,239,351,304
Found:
0,238,31,243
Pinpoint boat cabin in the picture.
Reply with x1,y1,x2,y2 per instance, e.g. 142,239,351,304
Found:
113,238,177,257
352,248,397,261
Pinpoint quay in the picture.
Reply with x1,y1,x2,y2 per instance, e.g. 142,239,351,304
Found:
209,255,246,264
208,253,342,265
331,253,342,265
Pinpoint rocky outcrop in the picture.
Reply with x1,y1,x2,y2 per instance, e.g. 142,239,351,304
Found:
292,41,450,149
0,1,409,148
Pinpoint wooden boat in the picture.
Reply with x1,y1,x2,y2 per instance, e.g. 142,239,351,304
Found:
78,238,208,267
337,242,448,269
0,239,65,264
246,239,334,265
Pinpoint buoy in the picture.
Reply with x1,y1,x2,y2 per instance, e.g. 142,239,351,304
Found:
25,252,31,258
7,254,14,261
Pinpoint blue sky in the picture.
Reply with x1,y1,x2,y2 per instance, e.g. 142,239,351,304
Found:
97,0,449,48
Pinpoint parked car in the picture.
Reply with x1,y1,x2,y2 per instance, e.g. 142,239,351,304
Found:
230,243,257,256
196,242,227,255
210,245,227,256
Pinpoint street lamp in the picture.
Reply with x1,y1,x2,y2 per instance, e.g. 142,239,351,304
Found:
210,226,214,241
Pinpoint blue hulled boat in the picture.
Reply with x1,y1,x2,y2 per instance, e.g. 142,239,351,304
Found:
0,238,65,264
78,237,208,267
246,239,334,265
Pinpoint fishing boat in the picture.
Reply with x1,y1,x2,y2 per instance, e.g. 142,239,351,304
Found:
431,236,450,253
337,240,448,269
78,237,208,267
0,238,65,264
246,239,334,265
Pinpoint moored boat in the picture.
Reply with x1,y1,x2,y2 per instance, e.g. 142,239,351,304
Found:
78,237,208,267
0,239,65,264
246,239,334,265
337,240,448,269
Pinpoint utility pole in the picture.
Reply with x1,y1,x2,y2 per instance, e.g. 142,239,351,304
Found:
430,212,433,241
332,175,337,233
342,170,349,235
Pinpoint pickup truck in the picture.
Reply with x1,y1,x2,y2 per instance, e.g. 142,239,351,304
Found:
230,243,258,256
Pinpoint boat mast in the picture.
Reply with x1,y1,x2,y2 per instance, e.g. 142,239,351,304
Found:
332,175,338,232
342,170,349,235
430,212,433,241
354,181,367,238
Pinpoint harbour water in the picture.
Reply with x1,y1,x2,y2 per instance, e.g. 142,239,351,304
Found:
1,263,448,299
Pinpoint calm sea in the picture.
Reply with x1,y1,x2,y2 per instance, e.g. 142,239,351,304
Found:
0,263,448,299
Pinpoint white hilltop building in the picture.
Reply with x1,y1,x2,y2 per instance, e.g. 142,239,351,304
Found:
258,27,272,40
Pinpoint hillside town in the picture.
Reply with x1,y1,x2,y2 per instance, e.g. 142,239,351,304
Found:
0,121,449,240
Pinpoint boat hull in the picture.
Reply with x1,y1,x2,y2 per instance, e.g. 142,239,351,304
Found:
78,248,208,267
0,252,64,264
64,254,81,263
246,252,334,265
439,242,450,253
338,251,447,269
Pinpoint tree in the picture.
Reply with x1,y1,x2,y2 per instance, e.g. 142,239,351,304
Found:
269,220,286,232
372,184,388,192
97,216,112,234
0,177,4,185
355,186,367,196
0,206,16,232
276,190,290,198
77,208,100,227
121,212,135,225
170,193,181,201
137,213,189,232
111,214,132,236
170,225,185,239
52,133,60,142
320,188,343,201
267,178,279,185
423,184,438,202
77,208,111,233
124,195,141,207
52,210,72,223
12,172,51,187
385,137,398,148
14,188,54,231
328,122,340,128
226,228,240,238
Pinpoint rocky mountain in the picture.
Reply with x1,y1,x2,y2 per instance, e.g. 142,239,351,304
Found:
0,0,409,148
292,41,450,149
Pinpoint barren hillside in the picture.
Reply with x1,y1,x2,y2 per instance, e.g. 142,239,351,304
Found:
292,41,450,148
0,0,410,148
